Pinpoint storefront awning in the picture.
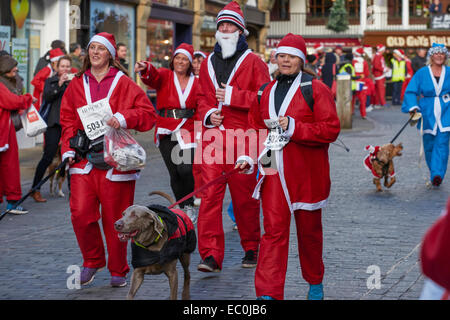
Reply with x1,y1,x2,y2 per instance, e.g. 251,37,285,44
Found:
267,37,361,48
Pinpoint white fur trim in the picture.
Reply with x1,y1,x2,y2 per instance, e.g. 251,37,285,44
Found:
174,48,193,63
0,143,9,152
276,46,306,63
203,108,220,128
106,168,140,181
62,151,76,163
69,162,93,175
113,112,127,129
236,155,255,174
283,116,295,138
292,198,328,211
224,85,233,106
89,35,116,58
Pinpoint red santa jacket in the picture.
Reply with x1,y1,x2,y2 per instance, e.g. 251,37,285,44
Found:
405,58,413,80
60,67,157,181
139,62,198,149
421,199,450,296
353,57,370,91
372,53,386,80
248,74,340,211
0,82,33,151
31,64,52,109
197,49,270,131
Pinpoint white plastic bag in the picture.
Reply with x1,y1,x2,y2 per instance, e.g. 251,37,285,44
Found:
20,105,48,137
103,126,146,171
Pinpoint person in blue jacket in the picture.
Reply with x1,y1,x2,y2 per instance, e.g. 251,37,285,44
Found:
402,43,450,187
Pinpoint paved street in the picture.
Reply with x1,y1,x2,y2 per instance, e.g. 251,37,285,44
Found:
0,104,447,300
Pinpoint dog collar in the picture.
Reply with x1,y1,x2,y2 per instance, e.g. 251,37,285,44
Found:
133,216,165,249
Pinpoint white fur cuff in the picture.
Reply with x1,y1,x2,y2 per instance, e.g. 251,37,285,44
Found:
236,155,255,174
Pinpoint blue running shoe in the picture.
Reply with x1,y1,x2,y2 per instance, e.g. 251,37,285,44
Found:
307,283,324,300
256,296,275,300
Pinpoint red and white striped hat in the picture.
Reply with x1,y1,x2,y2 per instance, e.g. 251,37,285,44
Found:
49,48,65,62
88,32,117,59
216,1,249,36
174,43,194,63
275,33,307,64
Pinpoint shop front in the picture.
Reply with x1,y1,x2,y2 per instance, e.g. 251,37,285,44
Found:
363,30,450,50
266,37,361,55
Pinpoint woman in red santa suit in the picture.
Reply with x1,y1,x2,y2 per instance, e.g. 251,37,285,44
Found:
31,48,65,109
372,44,387,107
352,47,370,119
135,43,199,222
237,33,340,300
400,49,414,100
60,32,157,287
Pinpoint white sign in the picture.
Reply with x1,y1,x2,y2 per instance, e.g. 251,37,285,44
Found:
0,26,11,53
12,38,28,87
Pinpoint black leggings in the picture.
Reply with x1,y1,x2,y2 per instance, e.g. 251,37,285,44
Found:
32,125,63,189
159,134,195,208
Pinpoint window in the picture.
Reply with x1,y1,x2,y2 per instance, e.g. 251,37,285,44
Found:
388,0,427,17
308,0,359,18
271,0,290,21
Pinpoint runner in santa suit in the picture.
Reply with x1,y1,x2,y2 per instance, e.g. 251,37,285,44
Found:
352,47,370,119
136,43,199,222
60,32,157,287
31,48,65,109
401,49,414,100
195,1,270,272
372,44,387,107
237,33,340,300
0,78,35,214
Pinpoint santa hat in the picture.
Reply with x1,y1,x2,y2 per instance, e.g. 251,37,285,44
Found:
49,48,65,62
174,43,194,63
275,33,307,64
376,44,386,52
427,43,450,59
88,32,117,59
314,43,324,52
354,47,365,57
365,145,380,154
216,1,249,36
393,49,404,58
194,51,207,59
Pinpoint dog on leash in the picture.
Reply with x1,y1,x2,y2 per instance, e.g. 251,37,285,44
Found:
364,143,403,192
114,191,196,300
48,144,66,197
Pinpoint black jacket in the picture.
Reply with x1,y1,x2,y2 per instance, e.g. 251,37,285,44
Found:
42,75,69,127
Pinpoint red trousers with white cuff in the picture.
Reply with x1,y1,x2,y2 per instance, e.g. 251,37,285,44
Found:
70,167,135,277
255,173,324,300
374,78,386,106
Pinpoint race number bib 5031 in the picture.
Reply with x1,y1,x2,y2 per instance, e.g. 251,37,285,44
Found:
77,98,113,140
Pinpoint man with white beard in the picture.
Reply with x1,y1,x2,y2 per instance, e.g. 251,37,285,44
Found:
196,1,270,273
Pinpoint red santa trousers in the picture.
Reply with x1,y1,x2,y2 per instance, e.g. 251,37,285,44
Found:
352,90,367,117
401,78,411,101
197,140,260,269
70,168,135,277
255,173,324,300
0,125,22,202
374,78,386,106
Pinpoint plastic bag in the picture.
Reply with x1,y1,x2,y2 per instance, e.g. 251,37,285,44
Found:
103,126,146,172
20,105,48,137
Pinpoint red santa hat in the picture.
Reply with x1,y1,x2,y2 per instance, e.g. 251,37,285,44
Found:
174,43,194,63
275,33,307,64
354,47,365,57
314,43,324,52
49,48,65,62
216,1,249,36
194,51,207,59
376,44,386,52
393,49,404,58
88,32,117,59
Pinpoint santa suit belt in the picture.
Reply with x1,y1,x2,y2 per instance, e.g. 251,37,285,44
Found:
159,108,195,119
374,75,385,80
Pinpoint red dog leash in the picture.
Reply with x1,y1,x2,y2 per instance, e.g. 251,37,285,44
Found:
167,167,241,209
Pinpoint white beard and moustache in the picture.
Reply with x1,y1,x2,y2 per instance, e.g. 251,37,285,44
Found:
215,30,240,59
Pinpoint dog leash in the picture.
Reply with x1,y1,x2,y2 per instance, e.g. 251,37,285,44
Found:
0,159,68,222
167,167,241,209
390,113,415,144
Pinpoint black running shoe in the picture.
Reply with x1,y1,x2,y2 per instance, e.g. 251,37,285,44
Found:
197,255,221,273
242,250,258,268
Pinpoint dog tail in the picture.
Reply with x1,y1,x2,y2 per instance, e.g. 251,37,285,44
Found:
149,191,176,205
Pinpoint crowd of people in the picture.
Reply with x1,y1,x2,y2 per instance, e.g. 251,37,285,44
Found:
0,0,449,300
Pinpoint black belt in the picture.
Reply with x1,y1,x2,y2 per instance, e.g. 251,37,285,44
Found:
159,108,194,119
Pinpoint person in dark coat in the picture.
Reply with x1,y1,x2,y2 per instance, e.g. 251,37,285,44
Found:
30,55,72,203
321,52,337,89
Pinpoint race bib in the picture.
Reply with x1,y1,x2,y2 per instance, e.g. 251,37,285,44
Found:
263,119,289,151
77,98,113,140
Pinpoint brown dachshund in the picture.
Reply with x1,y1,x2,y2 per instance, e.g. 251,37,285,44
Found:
364,143,403,192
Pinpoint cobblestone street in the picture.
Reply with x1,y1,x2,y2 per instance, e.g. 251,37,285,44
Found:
0,105,446,300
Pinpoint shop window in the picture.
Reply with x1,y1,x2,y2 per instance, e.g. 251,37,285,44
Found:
90,0,136,75
387,0,428,24
146,19,174,69
152,0,192,9
308,0,359,18
271,0,290,21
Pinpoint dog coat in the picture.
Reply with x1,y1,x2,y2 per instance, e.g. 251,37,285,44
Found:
363,145,395,178
131,204,196,268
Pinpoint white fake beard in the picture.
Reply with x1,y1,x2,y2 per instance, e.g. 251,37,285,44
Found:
215,30,240,59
